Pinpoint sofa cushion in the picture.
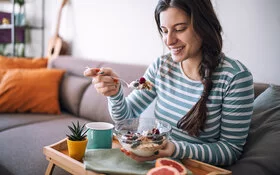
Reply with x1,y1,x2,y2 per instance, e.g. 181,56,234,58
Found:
79,85,113,123
0,115,91,175
0,113,62,132
0,55,48,69
48,56,103,77
253,82,270,98
59,73,90,116
0,69,65,114
227,85,280,175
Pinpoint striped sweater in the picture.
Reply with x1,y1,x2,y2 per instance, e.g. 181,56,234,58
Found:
108,53,254,166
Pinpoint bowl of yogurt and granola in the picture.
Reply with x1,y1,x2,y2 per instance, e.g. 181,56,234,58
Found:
114,118,172,157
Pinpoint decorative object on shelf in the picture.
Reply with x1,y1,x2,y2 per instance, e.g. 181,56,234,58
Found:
47,0,68,59
2,17,10,24
15,0,25,26
66,121,89,161
15,0,25,14
14,13,25,26
0,44,7,55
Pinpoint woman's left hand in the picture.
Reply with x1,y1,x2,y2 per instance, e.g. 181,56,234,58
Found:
120,141,175,162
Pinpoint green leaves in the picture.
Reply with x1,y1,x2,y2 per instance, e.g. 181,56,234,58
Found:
67,121,89,141
15,0,25,6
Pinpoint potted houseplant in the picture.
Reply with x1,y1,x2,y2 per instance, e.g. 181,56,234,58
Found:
15,0,25,26
66,121,89,161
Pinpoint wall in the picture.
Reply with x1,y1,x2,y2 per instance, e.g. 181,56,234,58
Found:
47,0,280,85
45,0,161,66
213,0,280,85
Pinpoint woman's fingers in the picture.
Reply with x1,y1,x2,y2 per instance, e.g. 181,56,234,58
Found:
83,67,100,77
84,67,120,96
94,81,119,95
120,148,159,162
97,67,114,76
88,67,119,96
84,67,116,78
119,141,175,162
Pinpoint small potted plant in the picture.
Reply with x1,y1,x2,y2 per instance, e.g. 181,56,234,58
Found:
66,121,89,161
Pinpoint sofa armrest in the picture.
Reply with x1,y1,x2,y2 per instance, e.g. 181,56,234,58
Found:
253,82,269,98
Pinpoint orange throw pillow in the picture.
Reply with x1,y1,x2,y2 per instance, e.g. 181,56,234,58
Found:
0,69,65,114
0,55,48,69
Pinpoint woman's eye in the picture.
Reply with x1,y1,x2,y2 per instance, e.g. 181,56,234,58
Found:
161,29,168,34
175,27,186,32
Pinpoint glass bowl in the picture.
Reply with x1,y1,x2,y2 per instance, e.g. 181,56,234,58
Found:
114,117,172,157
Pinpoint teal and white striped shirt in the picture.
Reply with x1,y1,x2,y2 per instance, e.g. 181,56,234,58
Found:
108,53,254,166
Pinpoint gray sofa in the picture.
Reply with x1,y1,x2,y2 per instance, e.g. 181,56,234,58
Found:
0,56,279,175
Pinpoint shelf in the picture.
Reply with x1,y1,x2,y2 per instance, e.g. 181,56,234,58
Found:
25,25,44,30
0,25,43,30
0,24,12,29
0,0,45,56
0,26,25,43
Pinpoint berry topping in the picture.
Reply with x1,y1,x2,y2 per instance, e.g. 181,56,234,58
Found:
147,133,153,139
131,140,141,148
133,82,140,87
152,128,160,135
139,77,146,84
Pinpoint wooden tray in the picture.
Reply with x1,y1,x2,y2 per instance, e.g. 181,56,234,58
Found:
43,138,231,175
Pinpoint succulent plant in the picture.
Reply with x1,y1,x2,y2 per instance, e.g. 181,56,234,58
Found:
66,121,89,141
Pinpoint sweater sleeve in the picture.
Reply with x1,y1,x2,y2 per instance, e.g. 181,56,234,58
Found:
108,58,159,122
171,70,254,166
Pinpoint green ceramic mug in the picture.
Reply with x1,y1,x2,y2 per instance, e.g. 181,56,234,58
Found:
86,122,114,149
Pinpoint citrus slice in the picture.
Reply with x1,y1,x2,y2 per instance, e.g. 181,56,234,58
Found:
147,165,180,175
155,158,188,175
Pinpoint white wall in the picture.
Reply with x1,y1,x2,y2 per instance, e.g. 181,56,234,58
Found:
44,0,279,85
214,0,280,84
45,0,161,66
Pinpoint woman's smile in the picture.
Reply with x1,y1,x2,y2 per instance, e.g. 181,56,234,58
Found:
170,46,184,55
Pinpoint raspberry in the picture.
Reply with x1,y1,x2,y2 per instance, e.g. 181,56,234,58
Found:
152,128,160,135
139,77,146,84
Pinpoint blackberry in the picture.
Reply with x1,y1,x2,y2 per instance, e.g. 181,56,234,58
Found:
131,140,141,148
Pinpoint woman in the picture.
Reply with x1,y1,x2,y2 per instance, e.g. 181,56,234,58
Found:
84,0,254,166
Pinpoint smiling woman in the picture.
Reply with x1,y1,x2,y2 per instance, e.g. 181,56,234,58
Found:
158,7,203,65
84,0,254,167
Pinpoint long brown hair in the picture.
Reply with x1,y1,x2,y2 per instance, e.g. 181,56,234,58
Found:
155,0,223,136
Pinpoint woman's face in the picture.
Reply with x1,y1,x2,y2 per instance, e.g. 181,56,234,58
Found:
160,7,202,62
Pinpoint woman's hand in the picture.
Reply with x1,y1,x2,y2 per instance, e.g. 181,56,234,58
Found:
120,141,175,162
83,67,120,97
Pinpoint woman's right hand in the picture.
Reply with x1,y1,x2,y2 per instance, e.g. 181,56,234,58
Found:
83,67,120,97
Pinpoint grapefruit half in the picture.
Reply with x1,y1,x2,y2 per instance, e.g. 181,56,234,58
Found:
155,158,188,175
147,165,180,175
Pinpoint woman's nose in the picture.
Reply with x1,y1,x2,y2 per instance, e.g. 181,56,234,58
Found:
165,32,177,46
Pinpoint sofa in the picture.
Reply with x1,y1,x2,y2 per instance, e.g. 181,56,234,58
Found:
0,56,279,175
